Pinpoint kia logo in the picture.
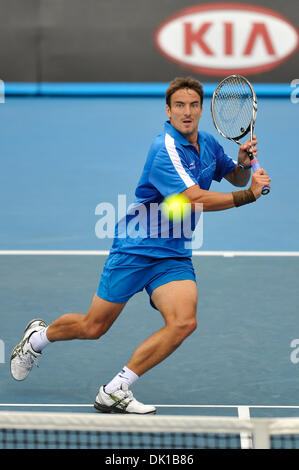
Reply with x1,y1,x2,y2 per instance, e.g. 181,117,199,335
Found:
155,3,299,75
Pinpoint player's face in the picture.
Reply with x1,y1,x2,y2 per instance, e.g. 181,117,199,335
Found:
166,88,203,140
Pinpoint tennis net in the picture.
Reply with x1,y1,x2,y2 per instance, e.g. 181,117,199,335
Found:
0,411,299,449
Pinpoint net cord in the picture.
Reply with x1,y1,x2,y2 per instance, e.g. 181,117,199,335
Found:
2,412,299,449
0,412,253,434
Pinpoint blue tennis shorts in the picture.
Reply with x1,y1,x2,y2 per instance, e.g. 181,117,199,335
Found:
97,253,196,310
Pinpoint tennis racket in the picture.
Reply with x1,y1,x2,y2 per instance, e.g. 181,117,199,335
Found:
211,74,270,195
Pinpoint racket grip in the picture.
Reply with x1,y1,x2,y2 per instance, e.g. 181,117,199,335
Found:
250,158,270,195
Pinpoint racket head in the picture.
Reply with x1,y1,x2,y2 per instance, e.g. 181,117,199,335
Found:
211,75,257,142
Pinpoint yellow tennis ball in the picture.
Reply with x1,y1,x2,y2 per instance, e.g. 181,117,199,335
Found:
162,193,191,222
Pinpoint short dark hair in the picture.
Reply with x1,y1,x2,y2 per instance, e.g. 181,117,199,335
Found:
166,77,204,107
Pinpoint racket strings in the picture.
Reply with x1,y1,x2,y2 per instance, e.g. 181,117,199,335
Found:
212,76,254,139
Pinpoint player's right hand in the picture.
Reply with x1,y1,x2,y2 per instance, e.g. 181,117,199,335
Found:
250,169,271,199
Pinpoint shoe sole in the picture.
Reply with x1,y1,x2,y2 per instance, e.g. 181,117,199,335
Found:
10,318,46,381
93,401,156,414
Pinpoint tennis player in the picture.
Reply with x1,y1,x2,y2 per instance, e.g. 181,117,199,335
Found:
10,77,271,414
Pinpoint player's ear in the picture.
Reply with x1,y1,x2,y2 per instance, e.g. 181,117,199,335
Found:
166,104,171,118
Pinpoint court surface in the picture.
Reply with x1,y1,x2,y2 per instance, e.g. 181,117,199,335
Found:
0,94,298,422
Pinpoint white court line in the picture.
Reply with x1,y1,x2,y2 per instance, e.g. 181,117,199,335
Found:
1,404,299,408
0,250,299,257
193,251,299,257
0,404,93,407
0,250,109,256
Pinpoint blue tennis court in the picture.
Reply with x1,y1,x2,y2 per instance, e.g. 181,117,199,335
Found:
0,92,299,429
0,93,298,251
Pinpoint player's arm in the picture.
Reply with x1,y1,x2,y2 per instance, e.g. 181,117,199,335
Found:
183,169,271,212
224,136,258,187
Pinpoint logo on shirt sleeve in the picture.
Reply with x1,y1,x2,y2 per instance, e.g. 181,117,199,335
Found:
188,162,196,170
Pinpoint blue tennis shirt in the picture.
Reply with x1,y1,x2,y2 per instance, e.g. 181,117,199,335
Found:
110,121,236,258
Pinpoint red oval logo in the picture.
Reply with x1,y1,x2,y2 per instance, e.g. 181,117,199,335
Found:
154,3,299,75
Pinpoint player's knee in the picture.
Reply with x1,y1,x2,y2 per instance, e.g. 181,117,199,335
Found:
85,327,102,340
81,320,107,340
181,318,197,337
172,317,197,344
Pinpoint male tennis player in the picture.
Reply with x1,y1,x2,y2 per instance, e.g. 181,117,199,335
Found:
10,77,270,414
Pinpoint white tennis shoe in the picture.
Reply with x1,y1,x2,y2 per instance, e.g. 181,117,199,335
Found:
10,318,47,381
94,383,156,414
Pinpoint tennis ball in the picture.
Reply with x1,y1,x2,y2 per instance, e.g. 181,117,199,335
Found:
162,193,191,222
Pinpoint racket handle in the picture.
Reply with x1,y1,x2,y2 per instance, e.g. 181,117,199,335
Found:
250,157,270,195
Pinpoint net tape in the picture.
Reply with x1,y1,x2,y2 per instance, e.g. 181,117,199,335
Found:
1,412,299,449
0,412,250,449
0,412,252,433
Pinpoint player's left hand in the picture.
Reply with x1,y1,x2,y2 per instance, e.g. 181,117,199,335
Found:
238,134,258,166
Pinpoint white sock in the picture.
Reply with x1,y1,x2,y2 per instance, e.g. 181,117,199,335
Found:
29,327,51,353
104,366,139,394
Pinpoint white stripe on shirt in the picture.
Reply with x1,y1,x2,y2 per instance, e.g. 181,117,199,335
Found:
165,133,196,188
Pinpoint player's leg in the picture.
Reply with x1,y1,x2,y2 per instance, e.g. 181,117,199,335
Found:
10,294,126,381
126,279,198,376
95,259,197,414
46,294,126,341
